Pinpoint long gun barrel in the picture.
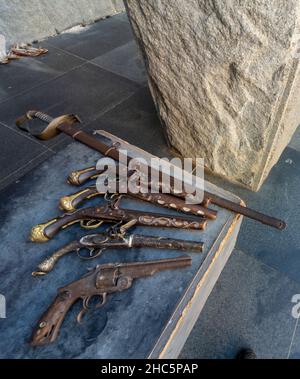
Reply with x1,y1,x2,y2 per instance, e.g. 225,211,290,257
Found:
30,203,207,242
31,256,192,346
59,185,217,220
68,165,286,230
32,232,203,276
17,111,286,230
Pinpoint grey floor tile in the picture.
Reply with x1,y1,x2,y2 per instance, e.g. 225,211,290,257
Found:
0,46,84,103
289,125,300,152
46,15,134,60
0,62,141,149
288,319,300,358
180,250,299,359
203,147,300,285
0,148,54,192
0,123,50,184
72,86,170,156
92,41,147,84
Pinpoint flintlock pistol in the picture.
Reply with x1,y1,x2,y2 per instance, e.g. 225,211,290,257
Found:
32,222,203,276
30,197,207,242
59,185,217,220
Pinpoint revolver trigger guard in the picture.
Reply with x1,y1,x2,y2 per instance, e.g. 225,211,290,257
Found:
86,293,107,309
80,219,104,230
77,294,107,322
96,293,108,309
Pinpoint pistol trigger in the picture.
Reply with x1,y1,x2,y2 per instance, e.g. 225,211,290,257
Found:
76,308,86,324
83,296,91,309
77,247,104,260
76,296,90,324
90,248,104,259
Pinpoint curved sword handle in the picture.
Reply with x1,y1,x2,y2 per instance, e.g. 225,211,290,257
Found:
16,110,81,140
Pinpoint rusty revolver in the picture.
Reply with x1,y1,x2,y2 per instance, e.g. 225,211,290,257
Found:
31,256,192,346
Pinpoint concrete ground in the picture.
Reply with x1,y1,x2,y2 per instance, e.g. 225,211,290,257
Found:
1,12,300,359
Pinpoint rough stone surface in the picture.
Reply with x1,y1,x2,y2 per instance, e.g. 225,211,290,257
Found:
126,0,300,190
0,0,125,47
0,34,6,59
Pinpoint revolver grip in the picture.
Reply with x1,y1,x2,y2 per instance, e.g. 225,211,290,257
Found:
31,288,78,346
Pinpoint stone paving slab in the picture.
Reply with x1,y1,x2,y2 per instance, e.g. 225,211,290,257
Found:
180,249,300,359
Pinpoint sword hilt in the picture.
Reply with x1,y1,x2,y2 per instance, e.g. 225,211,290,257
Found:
16,110,81,140
29,111,54,124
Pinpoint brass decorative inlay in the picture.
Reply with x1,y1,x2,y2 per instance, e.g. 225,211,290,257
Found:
59,189,91,212
30,219,58,242
138,215,203,229
67,167,94,185
80,220,104,230
61,220,80,229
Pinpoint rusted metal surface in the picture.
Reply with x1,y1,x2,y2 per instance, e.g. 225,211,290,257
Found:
16,110,286,230
31,256,192,346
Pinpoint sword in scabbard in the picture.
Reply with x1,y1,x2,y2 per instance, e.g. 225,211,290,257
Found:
16,110,286,230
